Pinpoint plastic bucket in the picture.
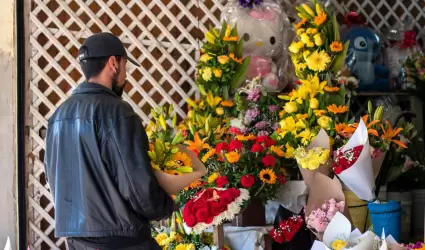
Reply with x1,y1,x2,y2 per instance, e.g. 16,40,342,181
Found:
368,201,402,242
411,189,425,237
344,190,368,232
387,192,412,241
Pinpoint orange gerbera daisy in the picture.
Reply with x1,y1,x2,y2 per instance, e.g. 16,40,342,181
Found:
324,86,340,92
295,18,308,29
314,12,327,26
229,53,243,64
330,41,343,52
220,100,234,107
380,121,407,148
327,104,349,114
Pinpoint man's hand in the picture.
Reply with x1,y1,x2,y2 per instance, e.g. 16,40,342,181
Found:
178,144,208,176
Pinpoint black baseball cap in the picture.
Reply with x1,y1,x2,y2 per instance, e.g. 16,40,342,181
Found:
78,32,140,67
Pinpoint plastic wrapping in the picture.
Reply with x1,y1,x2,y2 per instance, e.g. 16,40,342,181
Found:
342,13,390,91
221,0,291,92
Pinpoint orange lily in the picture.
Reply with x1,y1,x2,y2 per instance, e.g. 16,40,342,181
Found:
184,132,211,156
380,121,407,148
348,115,380,136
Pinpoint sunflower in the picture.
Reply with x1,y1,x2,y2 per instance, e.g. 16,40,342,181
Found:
201,148,216,163
330,41,343,52
229,53,243,64
295,18,308,29
208,172,220,183
221,100,234,107
314,12,327,26
270,146,285,157
259,169,277,184
172,152,192,167
324,86,340,92
327,104,349,114
314,109,327,117
305,50,331,72
225,151,240,163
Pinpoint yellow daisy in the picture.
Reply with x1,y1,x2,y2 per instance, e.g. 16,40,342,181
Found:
305,50,331,72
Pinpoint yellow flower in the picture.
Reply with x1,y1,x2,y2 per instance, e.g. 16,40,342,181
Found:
314,109,327,117
279,116,305,137
206,91,222,107
259,168,277,184
296,129,315,145
331,239,347,250
296,63,307,71
294,147,330,170
225,151,240,163
224,24,231,38
330,41,343,52
152,163,160,170
289,41,305,53
327,104,349,114
284,101,298,113
324,86,340,92
202,149,216,163
216,107,224,115
316,3,324,16
213,68,222,78
200,48,206,54
301,3,314,16
200,53,212,62
306,41,315,47
171,152,192,168
300,33,311,44
201,67,212,81
314,12,327,26
303,50,311,60
285,143,295,158
271,145,285,157
175,243,195,250
295,18,308,29
299,74,327,98
218,55,230,64
296,28,306,36
221,100,234,107
307,28,318,35
296,114,309,120
317,116,333,130
208,172,220,183
310,97,319,109
305,50,331,72
229,53,243,64
155,233,169,246
314,34,323,46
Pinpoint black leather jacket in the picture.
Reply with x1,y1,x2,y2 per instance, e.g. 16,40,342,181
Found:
44,82,174,238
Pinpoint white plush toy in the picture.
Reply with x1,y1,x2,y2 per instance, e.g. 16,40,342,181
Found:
223,1,287,92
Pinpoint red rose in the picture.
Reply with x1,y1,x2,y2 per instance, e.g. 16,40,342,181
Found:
216,142,229,152
262,154,276,167
195,207,211,223
251,143,264,153
229,127,242,135
229,139,243,151
240,174,255,188
216,176,229,188
210,201,225,216
277,174,286,185
219,191,234,206
184,214,197,227
270,228,284,243
228,188,241,198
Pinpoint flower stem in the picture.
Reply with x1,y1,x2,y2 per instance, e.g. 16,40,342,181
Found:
254,182,266,197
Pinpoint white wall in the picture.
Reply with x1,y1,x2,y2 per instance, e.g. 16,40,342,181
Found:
0,0,17,247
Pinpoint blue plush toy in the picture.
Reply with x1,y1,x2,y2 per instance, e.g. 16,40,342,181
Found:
342,26,390,91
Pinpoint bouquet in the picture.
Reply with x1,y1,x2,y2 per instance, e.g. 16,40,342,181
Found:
402,52,425,94
197,21,250,99
183,188,250,234
305,198,345,234
269,215,304,244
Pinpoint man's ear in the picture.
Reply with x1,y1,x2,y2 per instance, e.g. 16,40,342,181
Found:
107,56,118,73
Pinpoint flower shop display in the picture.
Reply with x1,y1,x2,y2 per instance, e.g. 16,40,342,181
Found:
402,52,425,95
197,22,250,99
182,188,250,234
221,0,290,92
310,212,376,250
342,11,390,91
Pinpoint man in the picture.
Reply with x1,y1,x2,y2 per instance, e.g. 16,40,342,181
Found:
44,33,204,249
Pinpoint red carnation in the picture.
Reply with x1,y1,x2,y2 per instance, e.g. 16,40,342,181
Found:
216,142,229,152
262,154,276,167
216,176,229,188
332,145,364,174
229,127,242,135
277,174,286,185
229,139,243,151
241,174,255,188
184,214,197,227
256,136,275,147
251,143,264,153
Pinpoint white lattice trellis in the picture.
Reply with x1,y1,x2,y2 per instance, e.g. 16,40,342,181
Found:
27,0,425,249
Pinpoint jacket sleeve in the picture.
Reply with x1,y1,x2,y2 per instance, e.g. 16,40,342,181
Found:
101,114,175,221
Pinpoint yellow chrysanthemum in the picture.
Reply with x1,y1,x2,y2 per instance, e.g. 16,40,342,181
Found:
202,149,216,163
208,172,220,183
175,243,195,250
294,147,330,170
305,50,331,72
259,168,277,184
217,55,230,64
330,41,343,52
201,67,212,81
327,104,349,114
289,41,305,53
213,68,222,78
225,151,240,163
331,239,347,250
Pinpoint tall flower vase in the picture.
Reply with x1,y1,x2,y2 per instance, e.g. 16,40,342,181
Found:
368,201,402,242
344,190,368,233
232,198,265,227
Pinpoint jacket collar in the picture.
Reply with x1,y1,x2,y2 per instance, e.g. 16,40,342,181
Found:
73,82,122,99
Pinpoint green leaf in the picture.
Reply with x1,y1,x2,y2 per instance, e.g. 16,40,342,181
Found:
176,167,194,173
147,151,156,161
229,56,251,89
219,21,227,39
331,40,350,74
235,39,244,58
154,139,164,160
171,147,179,154
228,43,236,54
332,15,340,41
231,24,238,37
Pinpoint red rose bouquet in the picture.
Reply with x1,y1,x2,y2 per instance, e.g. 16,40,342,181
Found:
183,188,250,234
269,215,304,244
332,145,364,174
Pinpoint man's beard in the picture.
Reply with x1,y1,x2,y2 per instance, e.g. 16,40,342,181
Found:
111,67,124,97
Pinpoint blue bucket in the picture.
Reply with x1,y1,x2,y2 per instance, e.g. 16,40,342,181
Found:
368,201,401,241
